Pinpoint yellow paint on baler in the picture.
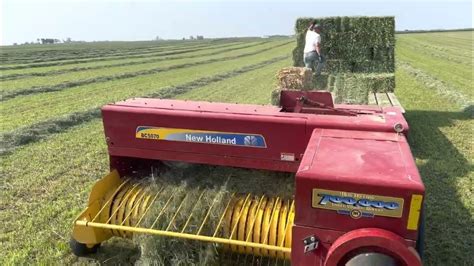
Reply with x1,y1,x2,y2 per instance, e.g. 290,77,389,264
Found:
407,194,423,230
72,171,294,259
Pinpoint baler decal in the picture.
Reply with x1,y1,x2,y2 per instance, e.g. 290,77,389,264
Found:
312,188,404,219
407,194,423,230
135,126,267,148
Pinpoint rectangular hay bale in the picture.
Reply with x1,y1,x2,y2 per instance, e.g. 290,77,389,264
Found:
276,67,313,90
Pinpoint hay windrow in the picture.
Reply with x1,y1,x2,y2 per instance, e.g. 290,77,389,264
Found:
1,41,291,101
0,41,252,70
0,55,288,155
1,41,269,81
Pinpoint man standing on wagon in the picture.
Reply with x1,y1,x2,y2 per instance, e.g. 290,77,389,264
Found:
303,22,325,76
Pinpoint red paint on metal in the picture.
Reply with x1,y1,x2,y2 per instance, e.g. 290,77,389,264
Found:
291,225,418,266
100,96,424,264
280,90,335,109
295,129,424,241
324,228,422,266
102,98,409,173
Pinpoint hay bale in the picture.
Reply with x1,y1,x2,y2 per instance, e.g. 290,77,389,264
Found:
329,72,395,104
276,67,313,90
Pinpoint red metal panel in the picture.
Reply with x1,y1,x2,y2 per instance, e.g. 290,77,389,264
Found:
102,98,409,173
295,129,424,241
102,104,309,172
112,98,283,115
280,90,335,109
109,147,299,172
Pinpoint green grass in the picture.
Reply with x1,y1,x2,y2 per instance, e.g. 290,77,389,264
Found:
0,41,252,76
1,39,257,68
0,41,272,93
395,31,473,265
1,32,472,265
1,43,292,264
396,31,473,99
0,42,292,133
176,58,291,103
0,41,248,77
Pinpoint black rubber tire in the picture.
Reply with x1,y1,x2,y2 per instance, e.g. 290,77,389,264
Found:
70,238,100,256
416,207,425,260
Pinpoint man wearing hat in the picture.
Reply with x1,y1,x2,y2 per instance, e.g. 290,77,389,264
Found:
303,22,325,75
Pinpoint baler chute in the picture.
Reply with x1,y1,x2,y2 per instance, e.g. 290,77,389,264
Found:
71,91,424,265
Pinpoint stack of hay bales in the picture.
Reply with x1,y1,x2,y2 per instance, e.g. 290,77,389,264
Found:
277,16,396,105
293,16,395,73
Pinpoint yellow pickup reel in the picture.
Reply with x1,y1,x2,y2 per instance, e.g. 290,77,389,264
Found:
71,170,294,259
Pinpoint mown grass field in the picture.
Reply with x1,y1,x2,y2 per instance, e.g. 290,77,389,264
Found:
1,32,472,265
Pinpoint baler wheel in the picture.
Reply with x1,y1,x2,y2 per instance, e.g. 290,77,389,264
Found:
69,238,100,256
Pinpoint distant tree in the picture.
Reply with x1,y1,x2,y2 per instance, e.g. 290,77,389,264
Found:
189,35,194,40
182,37,185,40
40,38,56,44
196,35,204,40
13,43,18,46
155,36,161,41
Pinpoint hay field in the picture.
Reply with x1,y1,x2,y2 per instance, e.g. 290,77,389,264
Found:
1,32,473,265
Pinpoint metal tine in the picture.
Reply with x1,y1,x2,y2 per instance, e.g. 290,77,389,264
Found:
256,197,280,265
244,195,265,266
165,193,190,231
105,183,140,224
135,186,165,227
196,190,222,235
212,192,236,237
261,197,280,245
279,200,294,247
180,189,207,233
245,195,265,242
119,186,150,226
91,178,131,223
229,193,252,240
278,200,294,262
150,187,180,229
196,174,232,235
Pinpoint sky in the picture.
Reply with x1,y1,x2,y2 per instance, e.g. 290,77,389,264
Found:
1,0,472,45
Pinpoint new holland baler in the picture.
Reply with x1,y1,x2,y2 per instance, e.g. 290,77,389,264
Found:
70,91,424,265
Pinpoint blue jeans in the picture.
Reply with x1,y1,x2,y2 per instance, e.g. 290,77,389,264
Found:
304,51,325,75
